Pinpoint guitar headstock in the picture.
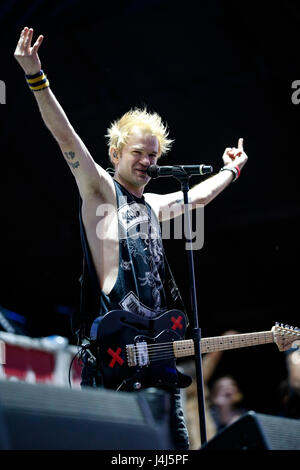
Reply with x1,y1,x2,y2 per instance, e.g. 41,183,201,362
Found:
272,323,300,351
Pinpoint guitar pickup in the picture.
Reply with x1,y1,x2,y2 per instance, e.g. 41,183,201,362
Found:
126,342,149,367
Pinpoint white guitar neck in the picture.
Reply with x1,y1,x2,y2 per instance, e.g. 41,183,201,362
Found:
173,331,274,358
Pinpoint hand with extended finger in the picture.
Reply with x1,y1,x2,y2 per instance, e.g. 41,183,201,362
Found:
222,138,248,170
221,138,248,182
14,26,44,76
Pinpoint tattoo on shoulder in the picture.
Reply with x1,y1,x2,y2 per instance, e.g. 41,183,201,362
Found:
63,151,80,170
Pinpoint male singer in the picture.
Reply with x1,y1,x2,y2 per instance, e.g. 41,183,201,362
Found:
14,27,248,449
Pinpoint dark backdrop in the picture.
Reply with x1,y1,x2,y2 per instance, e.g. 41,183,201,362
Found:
0,0,299,415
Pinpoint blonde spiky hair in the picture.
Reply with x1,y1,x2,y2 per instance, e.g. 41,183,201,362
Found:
106,107,174,160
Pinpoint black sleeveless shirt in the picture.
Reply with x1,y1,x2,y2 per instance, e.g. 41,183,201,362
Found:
74,179,186,340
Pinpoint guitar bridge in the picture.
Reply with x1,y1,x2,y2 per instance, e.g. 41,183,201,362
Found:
126,342,149,367
126,344,137,367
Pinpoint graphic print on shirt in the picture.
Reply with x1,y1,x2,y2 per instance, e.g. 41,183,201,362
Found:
138,271,164,311
119,291,161,318
120,260,132,271
117,195,165,318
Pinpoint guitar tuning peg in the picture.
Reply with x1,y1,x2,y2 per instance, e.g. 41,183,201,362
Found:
285,324,290,329
281,323,284,328
275,322,280,326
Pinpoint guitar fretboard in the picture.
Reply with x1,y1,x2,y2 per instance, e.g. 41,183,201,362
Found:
173,331,274,358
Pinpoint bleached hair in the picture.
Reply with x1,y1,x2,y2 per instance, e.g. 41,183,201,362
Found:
105,107,174,158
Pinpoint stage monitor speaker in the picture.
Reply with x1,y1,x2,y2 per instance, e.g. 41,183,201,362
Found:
0,379,173,450
200,411,300,450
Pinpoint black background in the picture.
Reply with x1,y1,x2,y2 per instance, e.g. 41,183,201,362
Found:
0,0,299,416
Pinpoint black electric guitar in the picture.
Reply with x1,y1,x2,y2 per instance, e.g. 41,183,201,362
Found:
93,309,300,392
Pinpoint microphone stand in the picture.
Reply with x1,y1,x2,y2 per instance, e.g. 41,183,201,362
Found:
171,167,207,446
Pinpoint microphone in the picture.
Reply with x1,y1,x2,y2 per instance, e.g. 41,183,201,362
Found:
146,164,213,179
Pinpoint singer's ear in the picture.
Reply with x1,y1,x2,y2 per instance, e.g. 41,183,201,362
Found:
110,148,119,164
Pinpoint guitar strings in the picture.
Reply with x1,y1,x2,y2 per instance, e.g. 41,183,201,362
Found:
127,330,296,365
131,344,179,362
134,344,173,353
129,344,174,361
131,342,192,356
134,342,191,352
132,335,273,361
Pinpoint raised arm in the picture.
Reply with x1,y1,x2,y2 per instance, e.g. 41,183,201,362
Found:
14,27,110,198
145,139,248,221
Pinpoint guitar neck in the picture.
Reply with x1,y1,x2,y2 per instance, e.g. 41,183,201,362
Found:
173,330,275,359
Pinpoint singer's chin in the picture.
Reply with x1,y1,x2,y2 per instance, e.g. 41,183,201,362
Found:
135,170,150,182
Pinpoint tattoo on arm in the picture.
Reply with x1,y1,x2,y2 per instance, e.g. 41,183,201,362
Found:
67,160,80,169
63,151,80,170
171,197,191,206
64,151,75,160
